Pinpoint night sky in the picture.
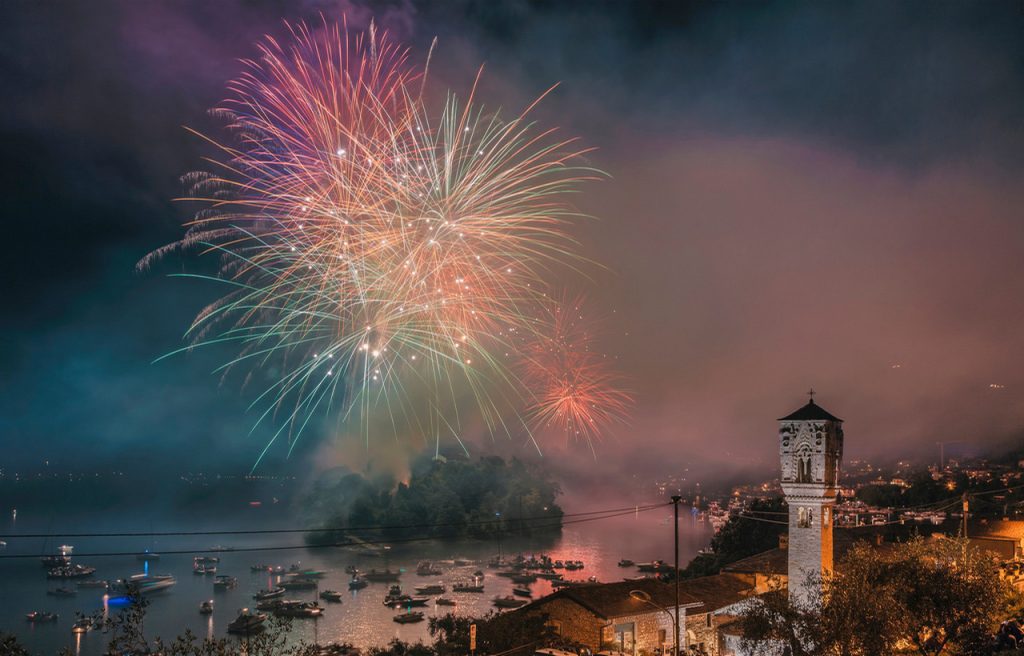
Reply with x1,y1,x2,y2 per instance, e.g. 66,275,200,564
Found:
2,1,1024,482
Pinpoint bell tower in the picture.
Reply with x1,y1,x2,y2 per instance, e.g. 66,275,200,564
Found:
779,391,843,607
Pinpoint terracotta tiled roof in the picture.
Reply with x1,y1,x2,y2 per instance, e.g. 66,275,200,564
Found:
521,575,753,620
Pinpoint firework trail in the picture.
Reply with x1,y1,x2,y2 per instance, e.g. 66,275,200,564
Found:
141,18,625,464
519,294,633,452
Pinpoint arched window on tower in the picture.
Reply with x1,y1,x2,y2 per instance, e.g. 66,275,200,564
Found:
798,507,813,528
796,454,812,483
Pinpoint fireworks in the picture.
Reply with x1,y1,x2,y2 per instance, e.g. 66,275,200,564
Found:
142,19,627,463
519,295,633,450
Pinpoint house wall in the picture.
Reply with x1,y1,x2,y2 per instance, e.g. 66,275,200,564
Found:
523,598,607,650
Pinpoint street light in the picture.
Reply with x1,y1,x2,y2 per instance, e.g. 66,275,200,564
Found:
629,589,703,655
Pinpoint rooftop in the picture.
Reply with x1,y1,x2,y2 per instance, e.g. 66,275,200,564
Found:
778,399,843,423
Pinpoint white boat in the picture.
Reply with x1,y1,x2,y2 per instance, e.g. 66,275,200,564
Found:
254,587,286,600
227,609,267,634
200,600,214,615
113,574,176,595
214,575,238,590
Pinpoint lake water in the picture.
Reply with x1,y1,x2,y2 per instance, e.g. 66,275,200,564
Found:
0,503,713,655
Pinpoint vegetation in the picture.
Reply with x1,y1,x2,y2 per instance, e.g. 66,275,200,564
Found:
738,536,1020,656
678,497,787,578
855,470,950,509
303,455,564,544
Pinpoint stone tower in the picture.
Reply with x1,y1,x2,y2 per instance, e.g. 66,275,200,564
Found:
779,394,843,606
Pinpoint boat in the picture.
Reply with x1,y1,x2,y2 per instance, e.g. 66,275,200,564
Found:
416,561,442,576
41,545,74,568
280,577,318,590
348,577,368,590
344,565,359,575
537,571,562,581
209,545,234,552
513,587,532,597
136,552,160,561
227,609,267,635
112,574,176,595
272,600,324,618
363,569,401,582
617,559,635,567
393,611,424,624
48,564,96,579
200,600,214,615
510,573,537,584
636,560,665,572
552,578,593,588
387,596,430,608
453,558,473,566
473,569,485,577
41,554,71,568
414,584,445,595
383,584,405,604
563,560,584,571
436,597,457,606
47,587,76,597
452,582,485,593
194,556,220,565
76,579,109,589
71,617,95,634
254,587,286,600
320,590,343,602
251,564,273,572
552,560,564,569
214,575,238,590
493,595,528,609
288,569,328,579
26,611,59,622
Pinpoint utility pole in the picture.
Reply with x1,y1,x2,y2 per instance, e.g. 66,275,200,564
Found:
671,495,681,655
962,492,969,538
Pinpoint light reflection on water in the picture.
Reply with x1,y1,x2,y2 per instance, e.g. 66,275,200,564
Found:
0,505,712,655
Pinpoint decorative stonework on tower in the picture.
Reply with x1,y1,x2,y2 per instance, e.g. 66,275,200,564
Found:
779,392,843,607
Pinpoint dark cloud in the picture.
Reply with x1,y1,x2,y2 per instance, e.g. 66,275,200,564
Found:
1,1,1023,481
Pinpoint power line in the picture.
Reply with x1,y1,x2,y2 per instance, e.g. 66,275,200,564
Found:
0,503,667,541
0,504,666,560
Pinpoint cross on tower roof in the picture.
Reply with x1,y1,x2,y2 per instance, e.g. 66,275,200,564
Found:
808,388,816,402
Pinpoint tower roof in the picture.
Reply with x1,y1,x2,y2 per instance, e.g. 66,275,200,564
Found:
778,399,842,422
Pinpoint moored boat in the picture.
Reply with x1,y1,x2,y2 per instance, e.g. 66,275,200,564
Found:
414,583,445,595
451,582,484,593
214,575,238,590
254,587,286,601
393,611,424,624
76,579,109,589
435,597,457,606
512,587,532,597
280,577,318,590
47,587,76,597
617,559,635,567
48,564,96,579
492,595,528,609
320,590,343,602
71,617,95,634
348,576,368,590
26,611,59,623
227,609,267,635
363,569,401,582
200,600,214,615
112,574,176,595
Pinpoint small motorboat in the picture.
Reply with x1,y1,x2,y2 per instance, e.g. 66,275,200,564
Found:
227,609,267,635
436,597,457,606
194,556,220,565
319,590,343,602
47,587,76,597
136,552,160,561
200,600,214,615
280,577,318,590
537,571,562,581
194,564,217,575
493,595,528,609
513,587,532,597
348,576,368,590
452,582,484,593
393,611,424,624
344,565,359,575
617,559,635,567
251,564,272,572
214,575,238,590
510,573,537,584
26,611,59,623
414,583,445,595
271,600,324,618
363,569,401,582
71,617,95,634
76,579,109,589
387,596,430,608
415,561,442,576
253,587,286,601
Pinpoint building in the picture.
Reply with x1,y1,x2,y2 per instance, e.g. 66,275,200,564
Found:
778,395,843,606
520,576,753,656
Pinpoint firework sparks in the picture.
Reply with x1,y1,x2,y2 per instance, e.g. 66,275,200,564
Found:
519,295,633,450
141,19,625,464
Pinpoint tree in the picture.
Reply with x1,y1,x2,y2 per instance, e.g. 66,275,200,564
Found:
738,536,1019,656
680,497,787,578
